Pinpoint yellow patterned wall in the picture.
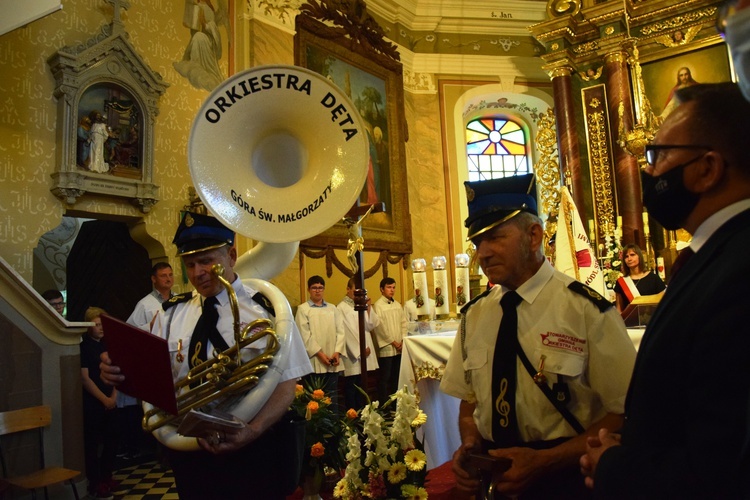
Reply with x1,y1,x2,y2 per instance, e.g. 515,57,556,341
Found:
0,0,225,285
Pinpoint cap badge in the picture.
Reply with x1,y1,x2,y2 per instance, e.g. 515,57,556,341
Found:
185,213,194,227
466,186,475,202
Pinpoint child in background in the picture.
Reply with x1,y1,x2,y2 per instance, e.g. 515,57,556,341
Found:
80,307,118,499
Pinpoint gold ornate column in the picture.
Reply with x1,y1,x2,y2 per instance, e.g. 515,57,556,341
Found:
604,49,644,248
550,65,586,218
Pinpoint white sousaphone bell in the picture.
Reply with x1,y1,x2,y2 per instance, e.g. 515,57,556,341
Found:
144,65,368,450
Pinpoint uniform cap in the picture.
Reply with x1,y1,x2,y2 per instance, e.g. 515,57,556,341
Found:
173,211,235,256
464,174,537,240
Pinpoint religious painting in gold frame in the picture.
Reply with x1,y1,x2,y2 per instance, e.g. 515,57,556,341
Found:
641,41,733,122
294,13,412,254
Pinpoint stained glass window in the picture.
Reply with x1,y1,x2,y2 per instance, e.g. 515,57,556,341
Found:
466,117,530,182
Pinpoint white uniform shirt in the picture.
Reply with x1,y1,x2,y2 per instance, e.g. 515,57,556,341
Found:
337,297,380,376
127,289,170,330
441,260,636,443
295,300,345,374
372,296,407,358
404,297,436,333
152,275,312,386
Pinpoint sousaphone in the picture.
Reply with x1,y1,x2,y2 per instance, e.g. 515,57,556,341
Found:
144,65,368,450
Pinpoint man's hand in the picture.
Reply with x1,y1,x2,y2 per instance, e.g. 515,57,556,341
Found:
99,351,124,386
451,441,482,493
198,421,261,455
580,428,621,489
486,446,550,497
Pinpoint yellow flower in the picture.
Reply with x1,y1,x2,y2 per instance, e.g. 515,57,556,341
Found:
401,484,428,500
387,462,407,483
295,384,304,397
346,408,358,419
312,389,325,400
404,449,427,471
323,397,332,405
307,401,319,414
411,410,428,427
333,479,348,498
310,442,325,457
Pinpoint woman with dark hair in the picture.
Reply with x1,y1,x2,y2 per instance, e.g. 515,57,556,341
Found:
614,244,666,312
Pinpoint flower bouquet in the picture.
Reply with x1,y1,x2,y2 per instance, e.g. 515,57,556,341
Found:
334,387,429,500
601,233,622,292
290,377,348,495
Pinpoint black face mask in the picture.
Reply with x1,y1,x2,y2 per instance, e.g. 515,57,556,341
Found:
641,163,699,230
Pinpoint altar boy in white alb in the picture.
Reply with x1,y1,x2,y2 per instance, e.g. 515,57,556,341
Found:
372,277,408,404
337,277,380,409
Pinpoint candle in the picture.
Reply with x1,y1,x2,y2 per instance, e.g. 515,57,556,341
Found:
617,215,622,228
431,256,450,318
455,254,470,308
588,219,594,234
411,259,430,319
642,212,649,225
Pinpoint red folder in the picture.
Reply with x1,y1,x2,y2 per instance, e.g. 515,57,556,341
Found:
101,314,178,415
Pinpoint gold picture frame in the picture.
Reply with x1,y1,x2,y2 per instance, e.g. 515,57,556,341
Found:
641,40,733,122
294,9,412,254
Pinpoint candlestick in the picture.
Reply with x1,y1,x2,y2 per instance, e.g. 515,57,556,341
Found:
411,258,430,319
431,256,450,318
455,254,470,309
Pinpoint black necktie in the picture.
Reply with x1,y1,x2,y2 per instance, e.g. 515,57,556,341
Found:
670,247,695,281
491,290,523,446
187,296,228,368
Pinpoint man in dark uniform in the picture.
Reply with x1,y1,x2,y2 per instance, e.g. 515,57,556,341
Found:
440,174,636,498
581,83,750,498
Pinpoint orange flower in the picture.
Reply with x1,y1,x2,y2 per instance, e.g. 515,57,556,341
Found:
323,397,332,405
307,401,319,414
346,408,358,419
310,442,325,457
312,389,325,400
295,384,304,397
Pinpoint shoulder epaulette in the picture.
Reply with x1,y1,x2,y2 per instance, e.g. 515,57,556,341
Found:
252,292,275,317
459,287,492,316
567,281,612,312
162,292,193,311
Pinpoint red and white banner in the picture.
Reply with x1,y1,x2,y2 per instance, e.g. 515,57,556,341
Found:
555,186,606,295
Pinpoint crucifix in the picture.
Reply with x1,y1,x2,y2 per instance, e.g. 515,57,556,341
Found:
343,201,385,396
105,0,130,26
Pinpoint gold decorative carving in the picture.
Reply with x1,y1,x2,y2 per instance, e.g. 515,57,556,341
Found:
579,66,603,82
617,43,659,165
604,51,627,64
639,7,718,36
535,108,561,240
653,25,702,48
298,0,401,61
583,89,616,240
605,26,615,35
549,66,573,78
546,0,581,18
573,40,600,55
550,42,560,51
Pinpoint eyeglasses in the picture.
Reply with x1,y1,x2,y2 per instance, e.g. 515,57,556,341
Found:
309,286,325,291
49,301,66,307
644,144,713,168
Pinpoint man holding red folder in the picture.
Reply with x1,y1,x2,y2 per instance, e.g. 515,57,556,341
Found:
101,211,312,500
